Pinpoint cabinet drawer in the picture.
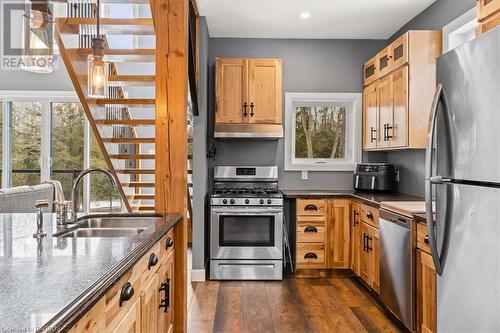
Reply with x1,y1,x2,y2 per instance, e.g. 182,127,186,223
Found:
159,228,175,263
297,219,325,243
105,242,161,329
361,204,379,228
296,199,326,216
417,222,432,254
297,243,325,268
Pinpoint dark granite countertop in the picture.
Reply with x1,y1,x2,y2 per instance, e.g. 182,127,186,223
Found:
280,189,423,207
0,212,181,333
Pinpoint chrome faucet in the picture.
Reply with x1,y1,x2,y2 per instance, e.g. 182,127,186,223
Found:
70,168,117,223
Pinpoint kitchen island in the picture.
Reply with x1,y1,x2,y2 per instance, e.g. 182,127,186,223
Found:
0,213,180,332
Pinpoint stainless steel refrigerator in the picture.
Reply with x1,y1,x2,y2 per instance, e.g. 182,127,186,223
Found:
425,27,500,332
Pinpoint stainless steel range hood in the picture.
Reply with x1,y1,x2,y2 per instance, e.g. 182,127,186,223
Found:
214,124,283,139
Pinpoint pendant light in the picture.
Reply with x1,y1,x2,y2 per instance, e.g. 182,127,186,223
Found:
22,0,54,73
87,0,108,98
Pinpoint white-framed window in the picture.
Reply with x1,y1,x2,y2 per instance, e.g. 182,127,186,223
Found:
442,7,478,53
284,92,362,172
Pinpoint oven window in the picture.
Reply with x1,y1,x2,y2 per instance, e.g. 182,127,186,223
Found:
219,215,275,247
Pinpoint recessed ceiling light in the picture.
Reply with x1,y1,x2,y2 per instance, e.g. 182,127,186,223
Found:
299,11,311,20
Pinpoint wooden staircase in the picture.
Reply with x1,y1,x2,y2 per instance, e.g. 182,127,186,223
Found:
54,1,162,212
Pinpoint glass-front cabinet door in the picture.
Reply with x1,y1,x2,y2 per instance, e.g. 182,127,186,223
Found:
477,0,500,20
389,33,409,70
377,49,392,77
363,56,379,86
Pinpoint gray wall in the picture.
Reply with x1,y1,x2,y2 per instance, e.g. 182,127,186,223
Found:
192,17,210,271
382,0,476,196
208,38,387,190
0,64,73,91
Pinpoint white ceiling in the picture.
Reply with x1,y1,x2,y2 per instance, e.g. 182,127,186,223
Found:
198,0,436,39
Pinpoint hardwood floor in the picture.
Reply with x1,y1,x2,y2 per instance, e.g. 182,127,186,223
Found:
187,276,403,333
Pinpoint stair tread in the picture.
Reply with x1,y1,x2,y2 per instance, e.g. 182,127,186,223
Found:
72,48,155,62
90,98,155,106
58,18,154,35
130,194,155,200
109,75,155,87
96,119,155,126
110,154,155,159
116,169,155,174
122,182,155,187
102,137,155,143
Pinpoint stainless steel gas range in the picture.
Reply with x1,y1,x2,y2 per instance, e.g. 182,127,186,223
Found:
209,166,283,280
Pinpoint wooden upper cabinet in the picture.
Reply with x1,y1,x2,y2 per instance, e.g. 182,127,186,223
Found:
248,59,283,124
215,58,247,124
477,0,500,20
363,82,378,150
377,75,392,149
215,58,282,126
377,48,392,77
389,33,409,70
391,66,409,148
363,56,379,86
363,30,441,151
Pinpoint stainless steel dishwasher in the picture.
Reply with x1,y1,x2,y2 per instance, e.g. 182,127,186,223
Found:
379,209,415,331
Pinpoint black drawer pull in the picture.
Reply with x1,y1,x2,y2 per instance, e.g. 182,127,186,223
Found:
304,226,318,233
304,252,318,260
148,253,159,270
119,282,134,307
424,235,430,244
304,204,318,211
166,237,174,249
366,211,374,219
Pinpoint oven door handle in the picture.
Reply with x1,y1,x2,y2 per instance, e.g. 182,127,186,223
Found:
211,209,284,215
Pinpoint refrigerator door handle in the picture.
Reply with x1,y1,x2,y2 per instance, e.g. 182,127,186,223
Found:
425,83,451,276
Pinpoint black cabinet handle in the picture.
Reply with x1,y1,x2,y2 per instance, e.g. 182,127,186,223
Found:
243,102,248,117
304,252,318,260
166,237,174,249
353,210,359,226
148,253,159,270
119,282,134,307
366,211,373,219
304,226,318,233
363,233,368,252
250,102,255,117
385,124,393,140
366,236,373,253
304,204,318,211
370,127,377,142
159,279,170,312
424,235,430,244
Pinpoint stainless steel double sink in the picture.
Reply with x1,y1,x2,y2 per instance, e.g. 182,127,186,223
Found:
54,214,163,238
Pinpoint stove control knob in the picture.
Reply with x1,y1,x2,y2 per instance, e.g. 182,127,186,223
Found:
245,199,250,204
230,199,235,205
222,199,228,205
260,199,264,204
267,199,272,205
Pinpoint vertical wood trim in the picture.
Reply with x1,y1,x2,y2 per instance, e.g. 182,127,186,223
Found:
153,0,188,331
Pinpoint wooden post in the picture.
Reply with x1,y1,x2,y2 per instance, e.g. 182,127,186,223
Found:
153,0,188,331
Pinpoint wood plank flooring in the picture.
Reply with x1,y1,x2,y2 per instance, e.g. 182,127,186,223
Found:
187,276,403,333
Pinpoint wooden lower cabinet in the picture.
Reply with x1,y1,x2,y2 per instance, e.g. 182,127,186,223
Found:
417,249,437,333
359,222,380,294
69,235,175,333
350,201,361,275
112,298,141,333
326,200,351,269
158,251,175,333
